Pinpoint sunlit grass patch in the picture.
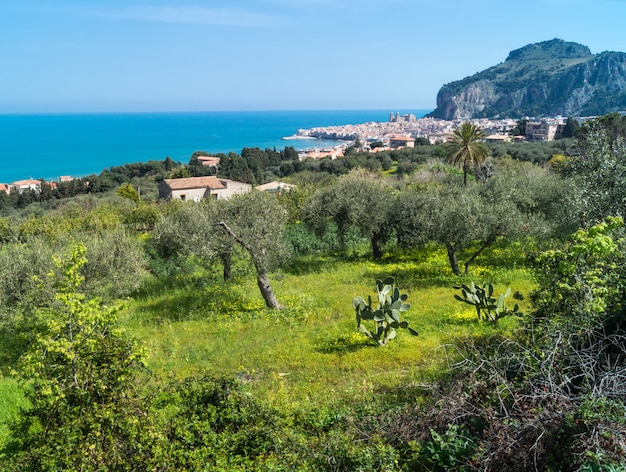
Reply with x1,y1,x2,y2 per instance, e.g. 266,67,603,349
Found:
0,376,26,449
122,251,535,409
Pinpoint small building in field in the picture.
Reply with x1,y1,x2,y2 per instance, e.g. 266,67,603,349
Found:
485,134,512,143
304,149,344,160
197,156,220,167
11,179,42,194
255,181,296,194
158,176,251,202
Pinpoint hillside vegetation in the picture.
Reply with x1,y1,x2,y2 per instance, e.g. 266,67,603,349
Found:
1,116,626,471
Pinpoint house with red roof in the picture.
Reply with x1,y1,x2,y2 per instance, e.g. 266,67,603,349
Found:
11,179,42,194
158,176,251,202
197,156,220,167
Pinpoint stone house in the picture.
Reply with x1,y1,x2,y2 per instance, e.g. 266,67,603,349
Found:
158,176,251,201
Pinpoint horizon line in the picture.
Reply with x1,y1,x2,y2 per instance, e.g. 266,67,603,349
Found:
0,107,436,116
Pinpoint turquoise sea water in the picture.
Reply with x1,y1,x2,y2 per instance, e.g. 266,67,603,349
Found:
0,110,430,183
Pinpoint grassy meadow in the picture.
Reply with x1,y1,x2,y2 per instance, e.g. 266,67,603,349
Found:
118,241,534,411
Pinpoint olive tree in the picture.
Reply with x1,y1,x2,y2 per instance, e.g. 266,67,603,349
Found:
217,191,289,310
564,121,626,226
396,182,524,275
150,192,288,309
302,170,394,259
150,199,235,280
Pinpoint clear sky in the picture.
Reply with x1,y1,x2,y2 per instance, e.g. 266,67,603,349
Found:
1,0,625,113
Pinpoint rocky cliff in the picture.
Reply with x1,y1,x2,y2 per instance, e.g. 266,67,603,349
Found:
428,39,626,120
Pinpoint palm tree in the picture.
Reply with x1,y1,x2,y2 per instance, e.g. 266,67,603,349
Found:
445,122,490,185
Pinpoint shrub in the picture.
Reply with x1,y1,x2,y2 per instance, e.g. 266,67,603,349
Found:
2,244,158,471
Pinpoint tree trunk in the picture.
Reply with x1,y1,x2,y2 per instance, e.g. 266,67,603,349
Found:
445,241,461,276
217,221,283,309
256,271,282,310
220,251,232,281
371,232,383,259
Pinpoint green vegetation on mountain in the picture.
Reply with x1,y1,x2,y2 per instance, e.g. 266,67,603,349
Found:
428,38,626,119
1,116,626,470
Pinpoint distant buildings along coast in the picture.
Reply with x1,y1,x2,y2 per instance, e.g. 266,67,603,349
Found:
2,113,596,187
283,113,581,149
0,176,77,195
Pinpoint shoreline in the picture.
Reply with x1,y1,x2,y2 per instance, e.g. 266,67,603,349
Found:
0,110,433,184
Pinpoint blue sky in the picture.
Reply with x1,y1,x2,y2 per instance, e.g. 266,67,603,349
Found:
0,0,624,113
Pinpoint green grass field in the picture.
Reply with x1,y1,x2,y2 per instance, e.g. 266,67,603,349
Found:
120,243,534,409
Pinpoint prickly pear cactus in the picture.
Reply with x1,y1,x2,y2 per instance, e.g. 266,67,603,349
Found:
353,276,418,346
453,281,519,323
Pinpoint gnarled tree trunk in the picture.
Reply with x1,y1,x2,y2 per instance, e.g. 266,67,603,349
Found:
217,222,282,309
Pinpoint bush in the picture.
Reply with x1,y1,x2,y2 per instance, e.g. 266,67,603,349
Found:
1,245,158,471
160,372,295,470
81,228,149,299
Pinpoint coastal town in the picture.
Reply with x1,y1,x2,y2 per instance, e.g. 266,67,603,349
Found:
283,113,567,153
1,113,573,193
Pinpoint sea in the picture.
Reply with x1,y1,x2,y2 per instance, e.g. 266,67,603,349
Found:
0,109,431,183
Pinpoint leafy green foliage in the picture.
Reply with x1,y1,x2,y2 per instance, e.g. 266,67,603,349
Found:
454,281,519,324
115,182,139,202
427,217,626,471
303,169,394,258
563,118,626,225
353,276,418,346
407,424,476,472
159,372,295,470
2,244,157,471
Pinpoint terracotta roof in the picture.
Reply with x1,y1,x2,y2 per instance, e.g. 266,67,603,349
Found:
12,179,41,186
164,176,226,191
197,156,220,166
306,149,344,159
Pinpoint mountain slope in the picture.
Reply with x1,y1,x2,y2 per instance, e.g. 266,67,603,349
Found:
428,39,626,120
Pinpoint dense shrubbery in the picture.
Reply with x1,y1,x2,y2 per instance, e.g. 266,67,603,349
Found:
411,218,626,470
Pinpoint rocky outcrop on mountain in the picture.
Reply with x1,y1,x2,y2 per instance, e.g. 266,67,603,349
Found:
428,39,626,120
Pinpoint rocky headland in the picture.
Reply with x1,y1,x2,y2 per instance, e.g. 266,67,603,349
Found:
427,39,626,120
